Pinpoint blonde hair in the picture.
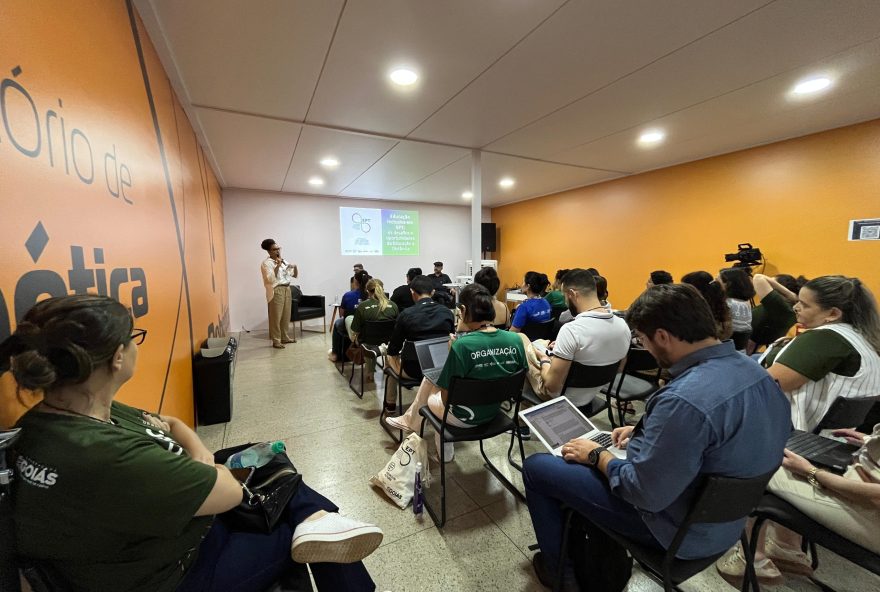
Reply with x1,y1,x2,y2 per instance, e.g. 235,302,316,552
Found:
365,278,390,312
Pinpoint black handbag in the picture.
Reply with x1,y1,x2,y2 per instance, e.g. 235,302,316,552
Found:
213,443,303,534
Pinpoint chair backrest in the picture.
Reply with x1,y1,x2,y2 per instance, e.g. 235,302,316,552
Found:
731,330,751,351
815,396,880,434
521,320,555,341
666,469,776,558
560,361,620,397
550,306,567,321
359,319,396,345
446,370,527,408
1,429,23,592
399,340,419,363
623,346,660,374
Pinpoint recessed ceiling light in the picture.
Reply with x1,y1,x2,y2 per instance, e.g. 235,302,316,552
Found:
792,76,832,96
498,177,515,189
462,191,473,199
389,68,418,86
637,129,666,147
320,157,339,168
308,176,324,187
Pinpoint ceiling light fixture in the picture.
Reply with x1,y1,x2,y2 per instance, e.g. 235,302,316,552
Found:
791,76,832,96
389,68,418,86
498,177,515,189
308,176,324,187
637,129,666,147
462,191,473,199
320,157,339,168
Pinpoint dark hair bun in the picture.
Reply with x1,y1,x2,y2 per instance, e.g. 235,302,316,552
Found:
11,350,57,391
260,238,276,251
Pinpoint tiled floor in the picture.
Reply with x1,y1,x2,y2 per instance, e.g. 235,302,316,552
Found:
198,329,879,592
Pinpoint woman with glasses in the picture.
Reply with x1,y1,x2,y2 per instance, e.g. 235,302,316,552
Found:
3,294,381,592
260,238,298,349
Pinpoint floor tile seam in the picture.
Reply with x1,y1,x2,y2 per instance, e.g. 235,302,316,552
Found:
483,502,534,562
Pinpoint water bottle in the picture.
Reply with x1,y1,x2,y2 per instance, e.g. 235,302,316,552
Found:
225,441,286,469
413,462,423,515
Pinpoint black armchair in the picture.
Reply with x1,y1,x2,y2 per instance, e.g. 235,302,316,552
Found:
291,294,326,339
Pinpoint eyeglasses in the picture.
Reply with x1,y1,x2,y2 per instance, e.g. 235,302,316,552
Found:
130,329,147,345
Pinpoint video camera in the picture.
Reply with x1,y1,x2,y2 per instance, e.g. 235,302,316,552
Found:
724,243,762,270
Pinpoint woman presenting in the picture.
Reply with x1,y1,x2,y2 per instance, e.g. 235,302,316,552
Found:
261,238,298,349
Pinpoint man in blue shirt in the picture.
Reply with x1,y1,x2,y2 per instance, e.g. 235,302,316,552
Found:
524,284,790,590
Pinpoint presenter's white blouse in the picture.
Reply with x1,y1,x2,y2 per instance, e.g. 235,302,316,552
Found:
261,257,295,302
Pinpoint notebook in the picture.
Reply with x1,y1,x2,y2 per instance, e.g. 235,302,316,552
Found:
519,396,626,459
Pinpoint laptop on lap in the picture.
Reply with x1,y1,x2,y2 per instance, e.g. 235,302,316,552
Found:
519,397,626,459
414,336,451,384
786,430,859,474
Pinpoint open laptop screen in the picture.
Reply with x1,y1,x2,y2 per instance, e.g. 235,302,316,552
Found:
427,341,449,370
524,399,596,449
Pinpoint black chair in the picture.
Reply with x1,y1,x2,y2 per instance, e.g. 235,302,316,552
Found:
811,395,879,434
603,346,662,427
510,360,619,471
731,330,752,351
380,341,423,443
521,320,555,341
291,294,326,339
348,319,396,399
556,470,776,592
418,370,527,527
747,493,880,592
550,306,567,322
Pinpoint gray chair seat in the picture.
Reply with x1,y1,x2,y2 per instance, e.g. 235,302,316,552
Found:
611,374,658,401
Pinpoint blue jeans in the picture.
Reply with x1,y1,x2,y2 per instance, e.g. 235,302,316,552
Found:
523,453,662,569
177,483,375,592
332,318,349,360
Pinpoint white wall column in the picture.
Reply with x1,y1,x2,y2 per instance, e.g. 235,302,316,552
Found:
471,149,482,276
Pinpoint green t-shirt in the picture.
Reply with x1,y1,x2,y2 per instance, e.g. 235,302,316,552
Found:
351,298,398,336
436,330,527,425
544,290,565,309
13,401,217,592
761,328,861,381
751,290,797,346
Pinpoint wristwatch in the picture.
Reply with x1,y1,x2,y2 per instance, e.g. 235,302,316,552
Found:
587,446,608,468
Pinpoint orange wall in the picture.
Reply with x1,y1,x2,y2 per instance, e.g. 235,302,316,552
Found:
492,119,880,311
0,0,228,427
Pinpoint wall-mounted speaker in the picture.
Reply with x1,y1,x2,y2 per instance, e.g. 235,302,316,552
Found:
481,222,496,252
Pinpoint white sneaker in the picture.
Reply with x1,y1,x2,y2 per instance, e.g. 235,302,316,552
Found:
384,415,413,433
291,513,383,564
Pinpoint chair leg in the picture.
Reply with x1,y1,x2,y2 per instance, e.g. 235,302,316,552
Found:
606,395,617,429
420,419,446,527
554,509,575,592
348,361,364,399
745,517,768,592
481,438,525,501
379,378,402,443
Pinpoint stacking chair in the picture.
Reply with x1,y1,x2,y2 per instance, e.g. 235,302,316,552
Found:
380,340,423,443
555,470,776,592
418,370,527,527
731,330,752,352
347,319,395,398
748,494,880,592
509,361,619,472
604,346,662,427
550,306,567,322
521,320,555,341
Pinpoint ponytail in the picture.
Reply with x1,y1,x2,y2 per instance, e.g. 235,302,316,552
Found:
366,278,390,312
806,275,880,355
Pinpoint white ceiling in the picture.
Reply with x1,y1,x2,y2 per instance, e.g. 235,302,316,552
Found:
136,0,880,207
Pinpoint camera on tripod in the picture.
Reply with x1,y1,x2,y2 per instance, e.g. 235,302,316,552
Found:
724,243,762,270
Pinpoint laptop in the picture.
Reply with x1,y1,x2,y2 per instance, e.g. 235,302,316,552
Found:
786,430,859,474
414,336,451,384
519,397,626,459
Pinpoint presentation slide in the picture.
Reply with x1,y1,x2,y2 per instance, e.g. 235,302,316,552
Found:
340,206,419,256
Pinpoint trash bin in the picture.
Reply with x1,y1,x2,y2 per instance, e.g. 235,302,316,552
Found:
193,336,237,425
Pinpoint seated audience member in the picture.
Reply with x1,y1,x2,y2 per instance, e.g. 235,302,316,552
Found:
473,267,510,328
329,271,370,362
385,283,527,460
353,263,364,274
749,273,804,352
510,272,552,333
528,269,630,402
384,275,455,412
646,270,673,287
429,261,452,294
544,269,570,312
390,267,421,312
718,267,756,335
524,284,790,590
717,423,880,587
595,275,611,310
681,271,733,340
350,278,398,344
5,295,382,592
758,275,880,432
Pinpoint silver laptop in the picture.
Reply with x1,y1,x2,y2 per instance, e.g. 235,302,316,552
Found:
519,397,626,459
414,336,451,384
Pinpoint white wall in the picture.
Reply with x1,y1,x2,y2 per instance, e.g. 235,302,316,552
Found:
223,188,491,331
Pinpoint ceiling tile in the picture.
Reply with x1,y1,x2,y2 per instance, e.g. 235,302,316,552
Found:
409,0,768,147
149,0,343,119
305,0,567,136
196,108,301,191
281,127,398,195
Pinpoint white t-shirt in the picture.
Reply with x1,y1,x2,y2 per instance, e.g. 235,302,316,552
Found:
553,310,631,404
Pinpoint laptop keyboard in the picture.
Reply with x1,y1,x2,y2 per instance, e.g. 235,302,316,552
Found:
590,432,613,447
787,431,841,456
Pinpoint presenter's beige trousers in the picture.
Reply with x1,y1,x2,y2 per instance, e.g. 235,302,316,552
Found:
268,285,292,344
